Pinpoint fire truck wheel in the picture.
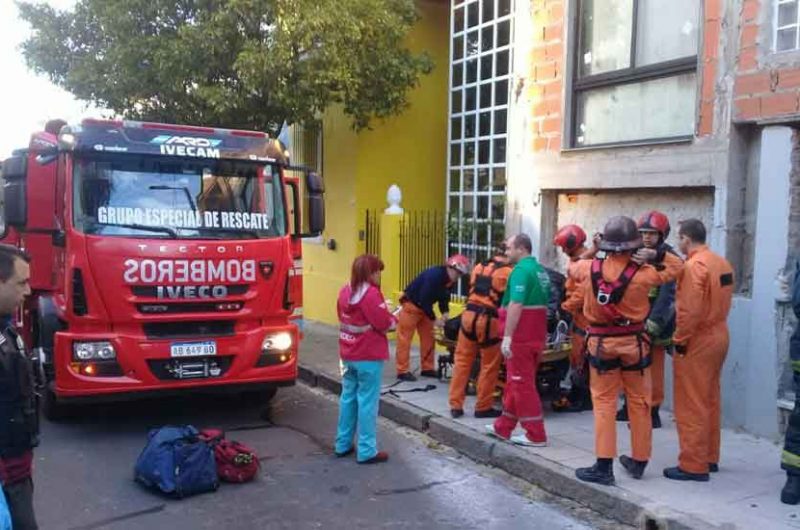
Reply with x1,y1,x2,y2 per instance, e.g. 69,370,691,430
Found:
240,387,278,407
41,386,71,422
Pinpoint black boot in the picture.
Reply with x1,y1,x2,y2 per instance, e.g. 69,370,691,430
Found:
616,397,628,422
576,458,615,486
619,455,647,479
782,475,800,505
651,405,662,429
663,466,709,482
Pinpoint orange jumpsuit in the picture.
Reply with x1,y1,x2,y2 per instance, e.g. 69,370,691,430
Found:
395,303,436,374
449,259,511,412
564,257,590,367
567,255,678,461
672,245,733,474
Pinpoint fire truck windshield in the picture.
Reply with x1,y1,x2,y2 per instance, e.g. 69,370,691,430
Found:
72,154,286,239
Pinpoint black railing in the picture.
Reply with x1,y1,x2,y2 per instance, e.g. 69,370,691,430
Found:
362,209,381,257
399,210,446,290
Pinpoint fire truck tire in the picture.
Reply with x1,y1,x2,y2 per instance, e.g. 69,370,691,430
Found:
240,387,278,407
41,384,72,422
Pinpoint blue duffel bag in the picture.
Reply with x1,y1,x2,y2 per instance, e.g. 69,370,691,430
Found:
134,425,219,498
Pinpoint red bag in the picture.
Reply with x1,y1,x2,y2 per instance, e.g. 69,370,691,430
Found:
198,429,260,483
214,440,260,483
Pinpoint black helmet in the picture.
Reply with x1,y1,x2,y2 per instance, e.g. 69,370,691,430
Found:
599,216,642,253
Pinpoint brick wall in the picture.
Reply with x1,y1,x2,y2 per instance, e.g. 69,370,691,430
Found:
734,0,800,121
530,0,564,153
699,0,723,136
530,1,723,153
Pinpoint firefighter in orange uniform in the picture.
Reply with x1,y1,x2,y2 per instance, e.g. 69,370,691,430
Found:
448,245,512,418
552,224,597,412
395,255,471,381
617,211,683,428
567,217,679,485
663,219,734,482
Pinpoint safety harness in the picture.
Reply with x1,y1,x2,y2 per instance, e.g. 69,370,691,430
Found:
590,258,640,317
462,258,511,347
586,258,650,373
469,259,510,307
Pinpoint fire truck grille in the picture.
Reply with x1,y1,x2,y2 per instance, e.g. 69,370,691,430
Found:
147,356,234,381
143,321,235,340
136,302,240,314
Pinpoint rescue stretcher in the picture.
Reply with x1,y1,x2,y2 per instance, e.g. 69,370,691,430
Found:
434,324,571,399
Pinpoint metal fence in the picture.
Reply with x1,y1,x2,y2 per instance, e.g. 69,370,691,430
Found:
399,210,446,289
361,209,381,257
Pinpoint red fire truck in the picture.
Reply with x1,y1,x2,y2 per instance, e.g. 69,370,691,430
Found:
0,118,324,419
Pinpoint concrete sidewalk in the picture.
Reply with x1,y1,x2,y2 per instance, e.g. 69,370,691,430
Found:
298,321,799,529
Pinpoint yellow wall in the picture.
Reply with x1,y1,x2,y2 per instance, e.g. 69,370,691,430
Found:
355,0,450,213
303,0,450,325
302,110,359,324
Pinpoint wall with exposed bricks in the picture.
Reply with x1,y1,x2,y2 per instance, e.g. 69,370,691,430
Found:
513,0,741,254
734,0,800,122
529,0,724,153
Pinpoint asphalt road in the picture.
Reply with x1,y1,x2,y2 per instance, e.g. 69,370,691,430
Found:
31,384,622,530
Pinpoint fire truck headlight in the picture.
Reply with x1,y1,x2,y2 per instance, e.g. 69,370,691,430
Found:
73,341,117,361
262,332,292,352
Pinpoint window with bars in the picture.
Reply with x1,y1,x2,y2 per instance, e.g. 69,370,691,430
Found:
288,122,323,174
569,0,699,148
447,0,512,266
776,0,800,52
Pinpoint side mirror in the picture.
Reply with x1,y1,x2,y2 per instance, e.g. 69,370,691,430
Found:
35,147,58,166
305,172,325,236
305,171,324,194
1,155,27,228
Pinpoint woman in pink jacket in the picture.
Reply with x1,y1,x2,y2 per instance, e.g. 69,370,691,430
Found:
335,254,397,464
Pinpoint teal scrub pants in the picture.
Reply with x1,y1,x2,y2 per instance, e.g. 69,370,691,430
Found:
335,360,384,462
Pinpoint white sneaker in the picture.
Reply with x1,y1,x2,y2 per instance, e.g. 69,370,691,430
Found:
511,434,547,447
485,424,507,440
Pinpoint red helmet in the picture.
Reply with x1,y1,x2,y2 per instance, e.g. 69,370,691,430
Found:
447,254,471,275
637,210,671,239
553,224,587,253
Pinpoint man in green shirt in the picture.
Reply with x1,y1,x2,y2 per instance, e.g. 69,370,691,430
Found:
486,234,551,446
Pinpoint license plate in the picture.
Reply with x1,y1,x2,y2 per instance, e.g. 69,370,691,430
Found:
170,341,217,358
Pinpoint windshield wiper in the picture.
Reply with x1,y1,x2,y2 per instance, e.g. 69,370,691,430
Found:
195,226,260,239
148,185,198,213
88,221,179,238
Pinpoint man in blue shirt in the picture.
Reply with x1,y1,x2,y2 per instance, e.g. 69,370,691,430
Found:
395,255,470,381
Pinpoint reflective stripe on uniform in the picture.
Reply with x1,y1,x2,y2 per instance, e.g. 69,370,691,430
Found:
518,415,543,422
792,360,800,373
783,449,800,469
340,323,372,334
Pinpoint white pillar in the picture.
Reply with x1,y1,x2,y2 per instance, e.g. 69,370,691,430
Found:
744,126,793,437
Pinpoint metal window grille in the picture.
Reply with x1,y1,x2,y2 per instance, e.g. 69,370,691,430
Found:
447,0,512,269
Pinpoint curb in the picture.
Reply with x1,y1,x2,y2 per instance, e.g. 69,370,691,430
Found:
298,362,719,530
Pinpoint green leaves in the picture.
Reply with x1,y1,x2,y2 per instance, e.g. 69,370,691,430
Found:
18,0,432,134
